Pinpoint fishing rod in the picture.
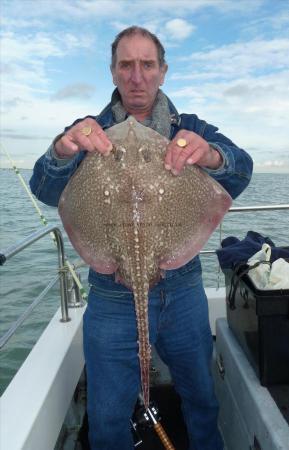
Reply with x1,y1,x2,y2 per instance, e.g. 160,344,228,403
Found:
0,144,88,300
133,394,176,450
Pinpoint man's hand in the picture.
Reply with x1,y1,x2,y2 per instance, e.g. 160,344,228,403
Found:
54,118,113,159
164,130,223,175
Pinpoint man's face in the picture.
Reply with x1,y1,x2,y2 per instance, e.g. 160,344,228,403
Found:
111,34,168,116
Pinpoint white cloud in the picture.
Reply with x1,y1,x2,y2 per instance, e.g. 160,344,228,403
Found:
1,33,59,99
0,95,106,169
174,39,289,80
164,19,195,40
1,31,85,92
1,0,288,172
0,28,98,123
1,30,94,65
1,31,64,63
242,8,289,37
110,17,195,49
168,37,289,161
61,33,95,50
168,62,289,169
2,0,261,24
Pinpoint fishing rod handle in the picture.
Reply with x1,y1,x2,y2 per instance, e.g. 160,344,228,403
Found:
153,422,176,450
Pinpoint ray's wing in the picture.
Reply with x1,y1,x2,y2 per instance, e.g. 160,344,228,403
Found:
154,165,232,269
58,152,121,274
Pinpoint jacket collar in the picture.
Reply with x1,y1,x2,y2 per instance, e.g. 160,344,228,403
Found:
97,89,181,131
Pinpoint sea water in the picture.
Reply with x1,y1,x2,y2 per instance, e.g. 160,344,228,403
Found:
0,168,288,394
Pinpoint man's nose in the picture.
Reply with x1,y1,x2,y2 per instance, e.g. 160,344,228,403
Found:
130,64,142,83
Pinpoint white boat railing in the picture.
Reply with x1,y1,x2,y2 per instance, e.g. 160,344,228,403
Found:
0,226,86,450
0,224,84,350
200,203,289,255
229,204,289,212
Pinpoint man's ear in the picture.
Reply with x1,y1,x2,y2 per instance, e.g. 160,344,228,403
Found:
160,64,168,86
110,65,117,86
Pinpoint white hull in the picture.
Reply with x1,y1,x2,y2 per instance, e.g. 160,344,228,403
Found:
0,307,85,450
213,318,289,450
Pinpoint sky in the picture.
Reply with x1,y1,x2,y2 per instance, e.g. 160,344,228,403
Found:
1,0,289,172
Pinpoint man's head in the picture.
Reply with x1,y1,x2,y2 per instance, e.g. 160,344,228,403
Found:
110,26,168,119
111,26,166,69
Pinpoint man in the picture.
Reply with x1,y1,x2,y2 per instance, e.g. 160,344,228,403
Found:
30,26,253,450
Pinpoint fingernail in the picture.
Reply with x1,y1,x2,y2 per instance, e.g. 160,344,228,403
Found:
187,158,193,164
171,169,178,175
165,164,171,170
107,143,113,151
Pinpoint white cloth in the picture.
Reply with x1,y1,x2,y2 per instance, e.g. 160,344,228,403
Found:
247,243,289,290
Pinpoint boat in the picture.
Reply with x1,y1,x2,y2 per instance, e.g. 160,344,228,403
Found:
1,205,289,450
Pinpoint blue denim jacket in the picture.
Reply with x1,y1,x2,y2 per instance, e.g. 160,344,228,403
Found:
29,94,253,287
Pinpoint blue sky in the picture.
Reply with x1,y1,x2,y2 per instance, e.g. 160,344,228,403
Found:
1,0,289,172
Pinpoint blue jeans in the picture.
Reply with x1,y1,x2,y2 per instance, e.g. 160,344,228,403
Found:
83,266,223,450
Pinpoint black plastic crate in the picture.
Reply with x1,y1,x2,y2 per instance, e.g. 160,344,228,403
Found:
224,265,289,386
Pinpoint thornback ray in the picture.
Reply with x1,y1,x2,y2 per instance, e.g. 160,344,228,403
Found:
58,116,232,408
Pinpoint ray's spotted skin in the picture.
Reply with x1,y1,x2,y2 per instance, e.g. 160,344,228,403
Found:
58,116,232,408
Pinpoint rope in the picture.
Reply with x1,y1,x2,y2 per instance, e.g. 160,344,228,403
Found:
217,221,223,290
0,143,88,300
66,259,87,299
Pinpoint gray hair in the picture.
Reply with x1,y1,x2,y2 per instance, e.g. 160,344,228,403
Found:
111,26,166,68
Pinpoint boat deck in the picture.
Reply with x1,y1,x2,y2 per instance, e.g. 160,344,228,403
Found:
269,385,289,425
78,385,189,450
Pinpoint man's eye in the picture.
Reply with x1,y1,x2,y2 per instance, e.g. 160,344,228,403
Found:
143,62,153,69
121,62,131,69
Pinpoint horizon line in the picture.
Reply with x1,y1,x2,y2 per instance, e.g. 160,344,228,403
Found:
1,166,289,175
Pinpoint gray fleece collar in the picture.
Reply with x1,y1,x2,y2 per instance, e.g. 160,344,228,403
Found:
111,89,172,139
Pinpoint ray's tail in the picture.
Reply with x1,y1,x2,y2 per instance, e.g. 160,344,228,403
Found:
129,186,152,409
132,279,151,409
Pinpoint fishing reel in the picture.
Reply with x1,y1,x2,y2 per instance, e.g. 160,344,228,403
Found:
133,399,161,429
132,398,176,450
